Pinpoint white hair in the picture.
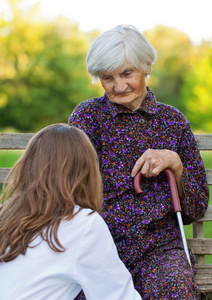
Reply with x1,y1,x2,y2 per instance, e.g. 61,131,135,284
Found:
86,24,157,81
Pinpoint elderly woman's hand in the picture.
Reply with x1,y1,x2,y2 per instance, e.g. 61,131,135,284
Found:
131,149,184,199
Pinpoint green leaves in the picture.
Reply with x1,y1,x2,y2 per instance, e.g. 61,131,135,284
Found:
0,4,211,133
0,1,102,132
145,25,212,133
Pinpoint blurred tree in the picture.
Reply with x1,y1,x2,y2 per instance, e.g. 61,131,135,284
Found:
143,25,212,132
0,0,102,132
0,3,212,133
144,25,193,112
180,41,212,132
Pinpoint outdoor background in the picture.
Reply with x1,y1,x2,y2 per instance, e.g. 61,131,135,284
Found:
0,0,212,261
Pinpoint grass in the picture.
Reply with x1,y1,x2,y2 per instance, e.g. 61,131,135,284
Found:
0,150,24,195
1,149,212,263
0,150,24,167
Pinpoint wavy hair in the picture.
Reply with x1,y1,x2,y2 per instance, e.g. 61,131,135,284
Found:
87,24,157,81
0,124,102,262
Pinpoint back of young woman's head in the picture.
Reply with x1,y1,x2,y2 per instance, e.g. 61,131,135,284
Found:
0,124,102,262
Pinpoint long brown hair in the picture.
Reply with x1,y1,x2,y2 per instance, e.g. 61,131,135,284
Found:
0,124,102,262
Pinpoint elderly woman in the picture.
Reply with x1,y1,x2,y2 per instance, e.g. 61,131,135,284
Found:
68,25,209,299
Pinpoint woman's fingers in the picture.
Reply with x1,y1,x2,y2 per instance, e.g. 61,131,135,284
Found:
131,154,145,177
131,149,184,199
140,149,167,177
131,149,180,178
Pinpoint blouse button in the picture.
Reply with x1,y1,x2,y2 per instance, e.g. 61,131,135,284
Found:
126,261,132,268
130,228,136,234
139,119,145,124
143,187,148,193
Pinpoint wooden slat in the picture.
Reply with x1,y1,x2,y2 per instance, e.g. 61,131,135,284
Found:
1,169,212,184
195,265,212,274
187,238,212,255
0,133,211,150
195,274,212,283
195,134,212,150
196,286,212,294
0,168,11,184
206,169,212,185
196,254,206,265
0,133,34,149
194,265,212,293
196,277,212,285
2,168,212,185
193,222,204,238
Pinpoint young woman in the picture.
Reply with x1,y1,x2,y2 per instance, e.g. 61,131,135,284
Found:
0,124,141,300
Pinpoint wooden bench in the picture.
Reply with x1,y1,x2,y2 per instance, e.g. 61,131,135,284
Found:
185,135,212,299
1,133,212,298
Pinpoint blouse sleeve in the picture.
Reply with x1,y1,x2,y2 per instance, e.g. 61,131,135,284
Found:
177,119,209,224
75,212,142,300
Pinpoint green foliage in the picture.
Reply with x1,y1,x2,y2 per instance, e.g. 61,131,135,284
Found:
180,42,212,132
0,3,212,133
144,25,212,133
0,1,103,132
145,25,193,111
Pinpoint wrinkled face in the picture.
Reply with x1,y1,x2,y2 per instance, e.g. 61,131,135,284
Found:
99,62,151,111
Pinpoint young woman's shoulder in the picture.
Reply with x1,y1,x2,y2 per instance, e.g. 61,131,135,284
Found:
59,207,106,244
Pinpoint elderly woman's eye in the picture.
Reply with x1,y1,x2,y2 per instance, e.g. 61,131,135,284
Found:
102,76,111,81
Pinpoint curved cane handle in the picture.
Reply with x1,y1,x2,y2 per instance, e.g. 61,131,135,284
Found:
133,168,182,212
133,171,143,194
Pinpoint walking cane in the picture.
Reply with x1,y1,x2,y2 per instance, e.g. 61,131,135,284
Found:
133,168,191,266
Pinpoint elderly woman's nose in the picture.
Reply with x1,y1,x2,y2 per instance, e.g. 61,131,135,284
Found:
114,79,128,93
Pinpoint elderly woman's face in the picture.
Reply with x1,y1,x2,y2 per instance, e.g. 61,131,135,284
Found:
99,62,151,111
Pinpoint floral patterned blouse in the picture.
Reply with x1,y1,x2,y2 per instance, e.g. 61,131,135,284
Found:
69,86,209,299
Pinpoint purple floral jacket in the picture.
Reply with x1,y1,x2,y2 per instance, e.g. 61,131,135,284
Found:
68,86,209,266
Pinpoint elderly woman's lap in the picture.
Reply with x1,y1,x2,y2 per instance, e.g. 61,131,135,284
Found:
134,248,201,300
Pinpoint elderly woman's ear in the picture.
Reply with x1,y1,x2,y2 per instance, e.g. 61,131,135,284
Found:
145,62,152,76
